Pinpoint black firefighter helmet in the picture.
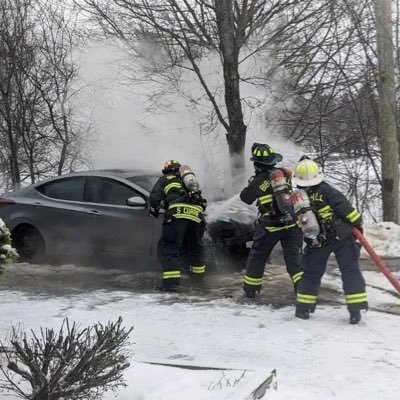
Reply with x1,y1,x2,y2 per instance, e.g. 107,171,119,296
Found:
162,159,181,175
250,143,283,166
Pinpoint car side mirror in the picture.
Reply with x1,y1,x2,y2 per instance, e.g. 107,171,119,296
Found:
126,196,146,207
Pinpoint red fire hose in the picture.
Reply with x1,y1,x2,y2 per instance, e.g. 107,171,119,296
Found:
352,227,400,294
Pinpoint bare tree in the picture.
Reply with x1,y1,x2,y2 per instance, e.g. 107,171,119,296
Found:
0,0,93,190
79,0,329,186
0,0,37,187
0,317,132,400
30,0,94,178
268,0,399,220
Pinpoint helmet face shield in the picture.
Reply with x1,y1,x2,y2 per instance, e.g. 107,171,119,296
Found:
292,159,323,186
250,143,283,166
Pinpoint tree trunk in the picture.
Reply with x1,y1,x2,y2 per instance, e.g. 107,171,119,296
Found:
224,60,247,178
57,93,70,176
215,0,247,188
375,0,399,223
5,102,21,187
226,121,246,172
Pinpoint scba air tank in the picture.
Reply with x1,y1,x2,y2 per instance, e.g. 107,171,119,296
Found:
179,165,200,192
290,189,320,240
270,169,292,215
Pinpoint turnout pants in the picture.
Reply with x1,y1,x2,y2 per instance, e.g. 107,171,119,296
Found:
243,224,303,294
296,236,368,312
160,218,206,288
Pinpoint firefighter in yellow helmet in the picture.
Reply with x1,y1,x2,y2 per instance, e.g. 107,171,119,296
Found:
292,158,367,324
240,143,303,298
149,160,207,292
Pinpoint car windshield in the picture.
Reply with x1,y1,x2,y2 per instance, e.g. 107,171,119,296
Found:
126,175,159,192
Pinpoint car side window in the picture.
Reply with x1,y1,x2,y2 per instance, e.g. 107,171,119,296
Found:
127,175,159,192
91,177,138,206
37,177,86,201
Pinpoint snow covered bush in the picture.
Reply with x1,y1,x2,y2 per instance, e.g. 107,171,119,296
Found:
0,317,133,400
0,219,18,273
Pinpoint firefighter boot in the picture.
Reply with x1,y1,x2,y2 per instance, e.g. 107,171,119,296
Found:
190,273,205,287
245,290,256,299
295,307,310,320
244,287,260,299
349,310,361,325
154,282,179,293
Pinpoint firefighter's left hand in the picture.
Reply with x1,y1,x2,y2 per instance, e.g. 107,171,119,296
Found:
305,235,324,248
149,207,159,218
351,217,364,234
200,197,207,210
187,191,197,200
248,175,255,184
305,238,318,248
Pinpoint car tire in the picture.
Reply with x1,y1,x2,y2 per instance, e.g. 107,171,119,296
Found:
12,226,45,263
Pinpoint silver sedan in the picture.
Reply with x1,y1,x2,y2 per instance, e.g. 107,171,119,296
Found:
0,169,254,270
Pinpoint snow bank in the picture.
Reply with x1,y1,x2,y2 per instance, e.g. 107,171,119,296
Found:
363,222,400,258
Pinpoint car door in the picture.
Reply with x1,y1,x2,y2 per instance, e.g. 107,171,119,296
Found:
85,176,154,262
35,176,94,255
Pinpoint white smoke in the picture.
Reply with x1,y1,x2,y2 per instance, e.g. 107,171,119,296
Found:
78,43,303,200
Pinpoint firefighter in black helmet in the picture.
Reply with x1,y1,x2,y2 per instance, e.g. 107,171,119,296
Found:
240,143,303,298
149,160,207,292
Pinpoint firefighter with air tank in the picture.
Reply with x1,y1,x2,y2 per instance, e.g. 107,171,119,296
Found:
149,160,207,292
291,157,368,324
240,143,304,298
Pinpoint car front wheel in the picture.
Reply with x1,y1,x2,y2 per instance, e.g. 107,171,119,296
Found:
12,226,45,263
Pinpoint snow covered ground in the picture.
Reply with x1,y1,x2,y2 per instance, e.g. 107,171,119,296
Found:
0,224,399,399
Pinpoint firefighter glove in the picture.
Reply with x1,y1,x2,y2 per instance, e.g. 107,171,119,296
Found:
149,207,159,218
186,191,197,200
352,219,363,235
304,237,320,248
